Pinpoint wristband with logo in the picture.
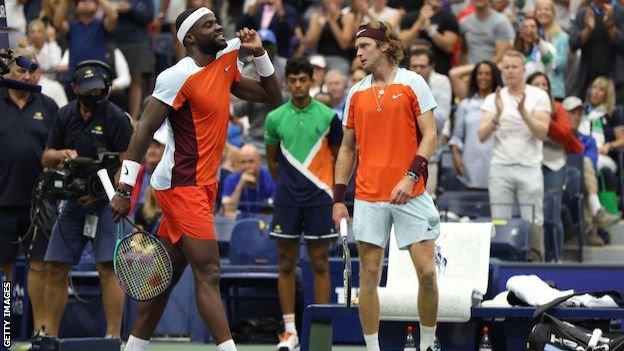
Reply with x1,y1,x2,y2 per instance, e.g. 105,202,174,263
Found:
119,159,141,187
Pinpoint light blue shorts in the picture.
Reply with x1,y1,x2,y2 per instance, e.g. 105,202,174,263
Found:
353,193,440,250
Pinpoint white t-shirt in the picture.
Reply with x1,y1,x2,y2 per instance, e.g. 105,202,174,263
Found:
482,85,552,167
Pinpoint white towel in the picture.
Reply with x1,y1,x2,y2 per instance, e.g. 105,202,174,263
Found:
506,275,574,306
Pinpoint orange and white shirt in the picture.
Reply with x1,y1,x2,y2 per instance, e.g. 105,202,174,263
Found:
343,68,437,201
150,39,242,190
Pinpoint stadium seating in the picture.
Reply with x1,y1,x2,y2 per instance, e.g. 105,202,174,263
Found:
490,218,529,261
562,154,585,262
436,190,490,220
228,217,277,265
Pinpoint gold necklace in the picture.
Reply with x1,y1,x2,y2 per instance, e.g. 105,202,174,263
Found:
373,83,387,113
371,67,397,113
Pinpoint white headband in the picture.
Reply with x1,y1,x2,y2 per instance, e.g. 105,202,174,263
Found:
177,7,214,44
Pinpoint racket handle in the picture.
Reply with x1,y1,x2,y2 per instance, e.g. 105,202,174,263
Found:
97,169,115,201
340,218,348,238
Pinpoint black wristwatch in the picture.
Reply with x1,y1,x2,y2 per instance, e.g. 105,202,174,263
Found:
115,188,132,198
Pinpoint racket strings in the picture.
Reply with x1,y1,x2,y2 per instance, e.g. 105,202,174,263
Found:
115,231,172,300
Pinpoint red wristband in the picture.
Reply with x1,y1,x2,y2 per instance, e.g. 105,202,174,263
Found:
410,155,429,182
333,184,347,203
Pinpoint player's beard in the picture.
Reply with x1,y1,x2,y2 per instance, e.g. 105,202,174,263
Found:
196,35,227,55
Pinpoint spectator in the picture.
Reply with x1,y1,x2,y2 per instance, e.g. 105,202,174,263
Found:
367,0,402,30
240,0,298,58
579,77,624,186
309,54,327,97
317,69,348,121
37,68,69,107
527,72,576,260
0,47,58,341
478,50,552,261
513,17,558,79
52,0,117,97
570,0,624,103
24,19,63,77
409,48,452,195
449,61,503,190
216,144,241,214
399,0,459,74
535,0,569,100
304,0,355,74
349,67,367,85
130,124,167,232
459,0,515,64
232,29,288,159
152,0,187,61
52,0,119,87
111,0,154,120
221,144,276,218
5,0,27,47
342,0,370,32
564,96,620,245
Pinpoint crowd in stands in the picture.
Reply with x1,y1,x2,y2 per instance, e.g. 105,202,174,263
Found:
4,0,624,260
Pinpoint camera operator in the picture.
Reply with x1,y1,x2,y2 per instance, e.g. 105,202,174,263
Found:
41,60,132,339
0,47,58,338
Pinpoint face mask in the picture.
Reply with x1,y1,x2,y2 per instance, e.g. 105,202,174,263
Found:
78,94,101,110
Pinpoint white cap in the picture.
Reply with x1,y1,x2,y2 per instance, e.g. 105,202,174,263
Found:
152,124,168,146
562,96,584,111
310,54,327,68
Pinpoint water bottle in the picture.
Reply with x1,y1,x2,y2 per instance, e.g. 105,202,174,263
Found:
404,325,417,351
478,326,493,351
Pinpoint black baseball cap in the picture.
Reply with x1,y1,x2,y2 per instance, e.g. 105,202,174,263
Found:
74,66,106,94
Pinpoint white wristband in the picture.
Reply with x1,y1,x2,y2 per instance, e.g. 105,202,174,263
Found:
253,51,275,77
119,160,141,187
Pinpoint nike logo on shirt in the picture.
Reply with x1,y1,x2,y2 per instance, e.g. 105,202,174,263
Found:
225,65,231,72
392,93,403,100
123,166,129,175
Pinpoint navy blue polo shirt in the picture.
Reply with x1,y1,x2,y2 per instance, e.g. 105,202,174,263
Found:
68,19,109,71
0,87,58,206
46,100,132,162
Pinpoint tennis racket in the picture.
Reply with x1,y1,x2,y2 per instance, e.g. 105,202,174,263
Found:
339,218,352,307
97,169,173,301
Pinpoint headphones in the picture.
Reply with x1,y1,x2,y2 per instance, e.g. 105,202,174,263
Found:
72,60,114,89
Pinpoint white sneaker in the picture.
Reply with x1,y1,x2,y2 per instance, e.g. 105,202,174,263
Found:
276,331,299,351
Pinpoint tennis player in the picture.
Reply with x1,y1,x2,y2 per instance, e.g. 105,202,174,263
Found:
109,7,281,351
332,20,442,351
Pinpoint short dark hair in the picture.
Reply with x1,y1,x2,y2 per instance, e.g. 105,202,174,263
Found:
410,48,435,66
285,57,313,78
175,8,200,33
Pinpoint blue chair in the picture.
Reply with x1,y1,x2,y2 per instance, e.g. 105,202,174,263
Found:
543,192,563,262
436,190,490,220
562,154,585,262
229,218,278,265
491,218,529,261
437,149,465,194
